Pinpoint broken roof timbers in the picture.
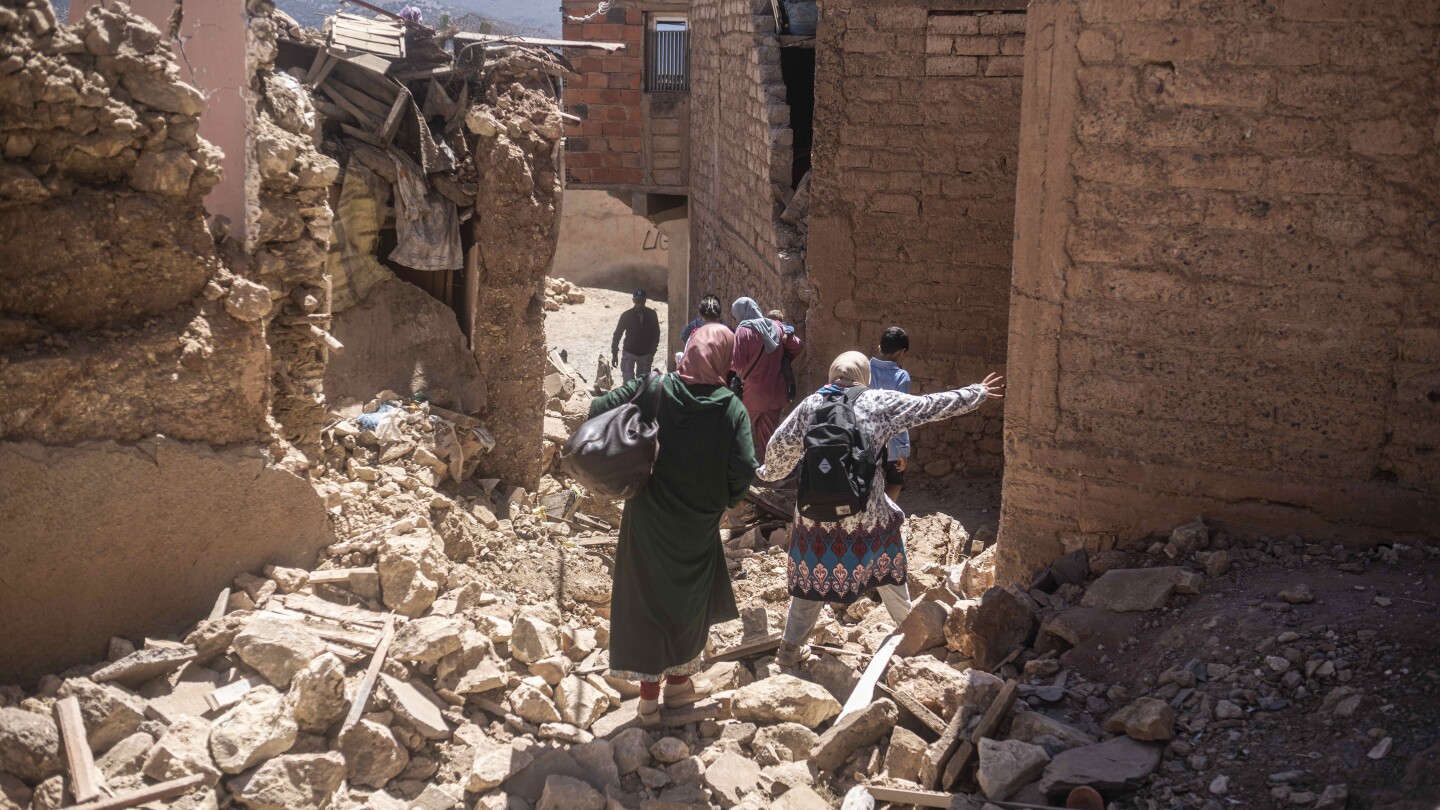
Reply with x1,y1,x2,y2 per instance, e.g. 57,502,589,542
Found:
330,12,407,58
450,32,626,52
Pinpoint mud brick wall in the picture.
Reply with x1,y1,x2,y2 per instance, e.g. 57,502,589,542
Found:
807,1,1025,477
998,0,1440,581
562,1,645,186
688,0,794,331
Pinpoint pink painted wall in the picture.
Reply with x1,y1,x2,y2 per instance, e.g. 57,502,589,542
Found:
70,0,250,237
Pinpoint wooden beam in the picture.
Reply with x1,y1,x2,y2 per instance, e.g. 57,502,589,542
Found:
705,633,782,663
923,705,973,790
839,633,902,721
305,49,338,87
204,677,261,713
452,32,626,52
864,785,952,809
54,697,101,803
342,615,396,732
60,774,207,810
877,682,947,737
379,87,410,146
307,567,380,586
323,76,392,120
941,678,1020,791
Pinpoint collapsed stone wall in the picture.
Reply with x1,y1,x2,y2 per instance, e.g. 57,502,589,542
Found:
688,0,805,332
0,0,331,682
242,2,337,458
468,54,566,488
998,0,1440,581
807,1,1023,477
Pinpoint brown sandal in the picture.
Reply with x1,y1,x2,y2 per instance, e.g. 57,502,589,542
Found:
662,677,712,708
638,697,661,727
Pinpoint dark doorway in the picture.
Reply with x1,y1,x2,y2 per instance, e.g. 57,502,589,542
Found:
781,47,815,188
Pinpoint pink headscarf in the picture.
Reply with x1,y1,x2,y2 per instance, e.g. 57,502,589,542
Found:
678,323,735,386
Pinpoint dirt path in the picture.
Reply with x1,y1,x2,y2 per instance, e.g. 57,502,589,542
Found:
545,284,670,386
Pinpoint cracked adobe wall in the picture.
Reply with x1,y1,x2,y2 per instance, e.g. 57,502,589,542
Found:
807,1,1023,477
998,0,1440,582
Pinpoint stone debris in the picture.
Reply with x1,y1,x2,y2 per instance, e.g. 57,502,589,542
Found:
544,277,588,311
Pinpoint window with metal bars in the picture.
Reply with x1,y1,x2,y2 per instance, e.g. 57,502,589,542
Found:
646,18,689,93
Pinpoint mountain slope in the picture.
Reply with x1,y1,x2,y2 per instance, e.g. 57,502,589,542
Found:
274,0,558,36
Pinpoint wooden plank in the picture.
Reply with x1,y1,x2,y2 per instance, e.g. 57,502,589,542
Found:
325,643,366,664
208,588,230,621
307,566,380,586
322,76,392,119
705,633,782,663
941,678,1020,791
54,697,101,802
451,32,626,52
878,682,947,736
922,705,973,790
314,98,357,125
60,774,206,810
379,86,412,145
282,593,387,628
325,86,381,131
839,632,903,721
810,643,872,660
341,615,396,732
335,60,401,103
304,47,335,86
864,785,952,809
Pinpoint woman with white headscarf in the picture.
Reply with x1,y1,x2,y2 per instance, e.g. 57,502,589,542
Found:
757,351,1004,667
730,296,803,462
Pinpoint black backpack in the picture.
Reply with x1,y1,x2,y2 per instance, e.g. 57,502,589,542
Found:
796,386,876,521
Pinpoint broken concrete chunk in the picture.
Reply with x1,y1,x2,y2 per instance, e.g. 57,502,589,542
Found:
56,678,145,753
232,617,327,689
1104,697,1176,742
731,675,841,729
207,685,298,774
977,738,1051,801
91,646,197,689
142,715,220,786
390,616,463,665
287,653,348,734
339,719,408,789
229,752,346,810
0,707,62,784
811,698,897,772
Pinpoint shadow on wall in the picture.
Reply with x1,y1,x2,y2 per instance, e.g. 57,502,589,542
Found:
553,189,670,295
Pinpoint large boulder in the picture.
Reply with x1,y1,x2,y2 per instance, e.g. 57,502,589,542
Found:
232,618,326,689
338,720,408,789
288,654,348,734
944,586,1037,670
377,530,446,617
0,708,61,784
1038,737,1163,799
229,752,346,810
142,716,220,786
976,738,1050,801
731,675,841,729
56,679,145,753
208,686,298,774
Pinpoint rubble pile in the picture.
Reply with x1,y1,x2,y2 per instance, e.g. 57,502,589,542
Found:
542,278,586,311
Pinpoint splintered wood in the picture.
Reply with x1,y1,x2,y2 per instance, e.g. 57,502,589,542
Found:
839,632,903,721
54,696,101,802
342,615,397,732
942,678,1020,790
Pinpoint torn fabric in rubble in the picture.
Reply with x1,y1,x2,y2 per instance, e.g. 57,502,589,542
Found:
327,161,393,311
388,151,463,272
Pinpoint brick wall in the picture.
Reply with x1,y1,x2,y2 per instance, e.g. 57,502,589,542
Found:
998,0,1440,580
806,1,1025,476
687,0,797,320
562,1,690,192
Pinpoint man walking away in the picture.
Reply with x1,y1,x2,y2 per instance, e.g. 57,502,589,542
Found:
612,289,661,383
870,326,911,502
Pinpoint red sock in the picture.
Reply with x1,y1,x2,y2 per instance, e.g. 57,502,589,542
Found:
665,675,690,686
639,681,660,700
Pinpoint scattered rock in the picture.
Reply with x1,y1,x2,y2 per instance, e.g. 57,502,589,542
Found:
1104,698,1175,741
0,707,61,784
229,752,346,810
208,686,298,774
613,727,652,775
232,618,327,689
945,585,1037,669
895,600,949,657
731,675,841,729
469,737,534,791
1279,584,1315,604
751,723,819,766
91,646,197,689
511,616,563,664
379,674,450,740
508,680,562,725
810,698,897,772
288,654,348,734
1081,568,1190,612
56,679,146,753
377,531,445,617
884,725,928,782
887,658,1001,717
390,617,463,665
338,720,408,789
142,716,220,786
650,737,690,764
1038,736,1162,799
977,738,1051,801
537,774,604,810
555,675,609,730
703,751,763,807
1007,712,1098,752
771,784,831,810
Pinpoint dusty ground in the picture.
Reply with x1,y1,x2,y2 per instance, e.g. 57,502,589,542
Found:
545,284,670,388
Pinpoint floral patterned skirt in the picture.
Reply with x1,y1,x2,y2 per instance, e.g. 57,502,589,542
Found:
786,512,907,605
609,656,705,684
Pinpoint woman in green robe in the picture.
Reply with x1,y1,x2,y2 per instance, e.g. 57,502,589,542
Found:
589,323,757,725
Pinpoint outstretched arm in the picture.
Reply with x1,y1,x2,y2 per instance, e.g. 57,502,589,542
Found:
756,397,814,482
874,373,1003,434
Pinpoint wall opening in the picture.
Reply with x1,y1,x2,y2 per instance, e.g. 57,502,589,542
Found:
780,46,815,188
